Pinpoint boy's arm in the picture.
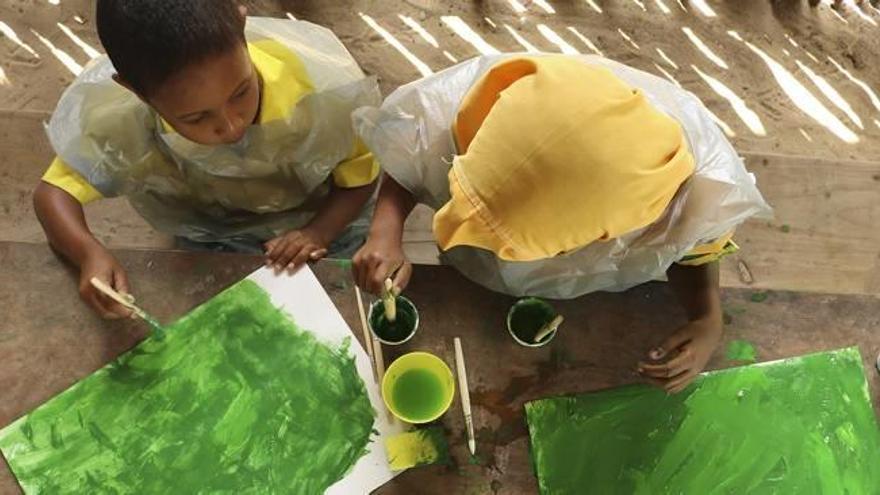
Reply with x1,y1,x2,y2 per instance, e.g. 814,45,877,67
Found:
264,180,378,272
352,174,416,295
638,262,723,393
34,182,132,318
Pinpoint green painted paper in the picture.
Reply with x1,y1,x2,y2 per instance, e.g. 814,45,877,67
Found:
0,279,376,494
525,348,880,494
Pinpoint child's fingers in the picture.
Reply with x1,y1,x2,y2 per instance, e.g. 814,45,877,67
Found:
264,239,282,265
288,245,314,273
648,326,695,360
370,261,394,295
274,241,304,273
309,248,328,261
639,348,693,378
90,291,124,320
665,371,697,394
391,261,412,294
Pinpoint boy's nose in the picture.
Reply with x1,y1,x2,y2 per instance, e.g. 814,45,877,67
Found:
217,114,245,142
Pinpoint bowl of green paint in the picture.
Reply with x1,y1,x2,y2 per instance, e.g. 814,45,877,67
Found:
507,297,559,347
368,296,419,345
382,352,455,424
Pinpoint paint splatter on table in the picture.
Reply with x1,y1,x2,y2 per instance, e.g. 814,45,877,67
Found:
525,347,880,494
0,280,376,494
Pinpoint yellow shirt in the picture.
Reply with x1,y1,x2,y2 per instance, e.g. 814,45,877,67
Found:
42,40,379,204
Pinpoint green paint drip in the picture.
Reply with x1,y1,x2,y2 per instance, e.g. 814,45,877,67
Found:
726,339,758,363
525,348,880,494
392,368,445,422
0,280,376,494
370,297,417,343
509,299,555,343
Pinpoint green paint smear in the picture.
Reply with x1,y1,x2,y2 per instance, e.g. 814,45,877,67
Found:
413,427,450,467
726,339,758,363
750,291,769,303
509,298,555,343
525,348,880,494
369,297,417,343
392,368,445,422
0,279,376,494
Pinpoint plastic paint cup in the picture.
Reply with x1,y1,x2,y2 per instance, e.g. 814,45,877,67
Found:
368,296,419,345
507,298,559,348
382,352,455,424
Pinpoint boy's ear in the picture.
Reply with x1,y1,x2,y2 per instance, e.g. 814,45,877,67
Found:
111,74,147,103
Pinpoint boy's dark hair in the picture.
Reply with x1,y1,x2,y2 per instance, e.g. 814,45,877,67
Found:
96,0,246,96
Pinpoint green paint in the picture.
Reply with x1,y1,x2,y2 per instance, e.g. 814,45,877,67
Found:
750,291,769,303
0,280,376,494
525,348,880,494
369,297,417,344
143,314,165,341
468,453,487,466
391,368,445,422
726,339,758,363
509,298,555,343
332,258,353,270
781,224,791,233
414,427,450,467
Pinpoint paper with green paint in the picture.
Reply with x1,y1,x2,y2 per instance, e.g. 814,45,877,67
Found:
525,348,880,494
0,267,402,494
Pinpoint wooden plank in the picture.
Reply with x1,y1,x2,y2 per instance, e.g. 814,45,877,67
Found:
722,152,880,295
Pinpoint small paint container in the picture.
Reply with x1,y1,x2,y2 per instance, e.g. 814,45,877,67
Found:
507,297,559,348
368,296,419,346
382,352,455,424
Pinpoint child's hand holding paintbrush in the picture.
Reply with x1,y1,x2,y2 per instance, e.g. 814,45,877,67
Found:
351,229,413,296
89,277,165,339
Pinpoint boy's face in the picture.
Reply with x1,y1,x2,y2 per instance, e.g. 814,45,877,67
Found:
147,44,260,146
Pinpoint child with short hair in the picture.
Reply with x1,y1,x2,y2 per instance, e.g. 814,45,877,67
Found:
34,0,380,318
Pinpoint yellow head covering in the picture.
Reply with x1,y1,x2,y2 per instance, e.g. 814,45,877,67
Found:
433,56,695,261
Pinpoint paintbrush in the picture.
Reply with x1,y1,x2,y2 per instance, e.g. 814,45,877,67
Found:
382,278,398,322
453,337,476,456
89,277,165,339
354,285,378,381
533,315,564,344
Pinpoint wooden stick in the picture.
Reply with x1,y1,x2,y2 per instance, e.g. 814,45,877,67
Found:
372,335,386,382
533,315,564,343
454,337,476,456
90,277,146,320
354,286,377,381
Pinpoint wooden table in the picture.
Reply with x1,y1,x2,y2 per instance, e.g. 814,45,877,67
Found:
1,241,878,494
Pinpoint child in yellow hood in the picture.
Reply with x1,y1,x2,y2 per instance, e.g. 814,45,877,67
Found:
34,1,380,318
352,55,771,393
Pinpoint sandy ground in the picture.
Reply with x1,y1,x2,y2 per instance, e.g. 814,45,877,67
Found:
1,0,880,293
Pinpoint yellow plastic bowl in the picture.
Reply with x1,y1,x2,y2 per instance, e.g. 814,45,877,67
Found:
382,352,455,424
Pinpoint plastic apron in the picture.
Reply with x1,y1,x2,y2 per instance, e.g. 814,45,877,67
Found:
354,54,772,299
46,17,381,247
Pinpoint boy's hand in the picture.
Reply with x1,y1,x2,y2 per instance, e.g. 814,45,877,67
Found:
637,316,722,394
79,248,133,319
352,236,412,295
264,227,329,274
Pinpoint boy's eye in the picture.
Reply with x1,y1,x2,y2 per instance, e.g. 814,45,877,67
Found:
182,114,205,125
